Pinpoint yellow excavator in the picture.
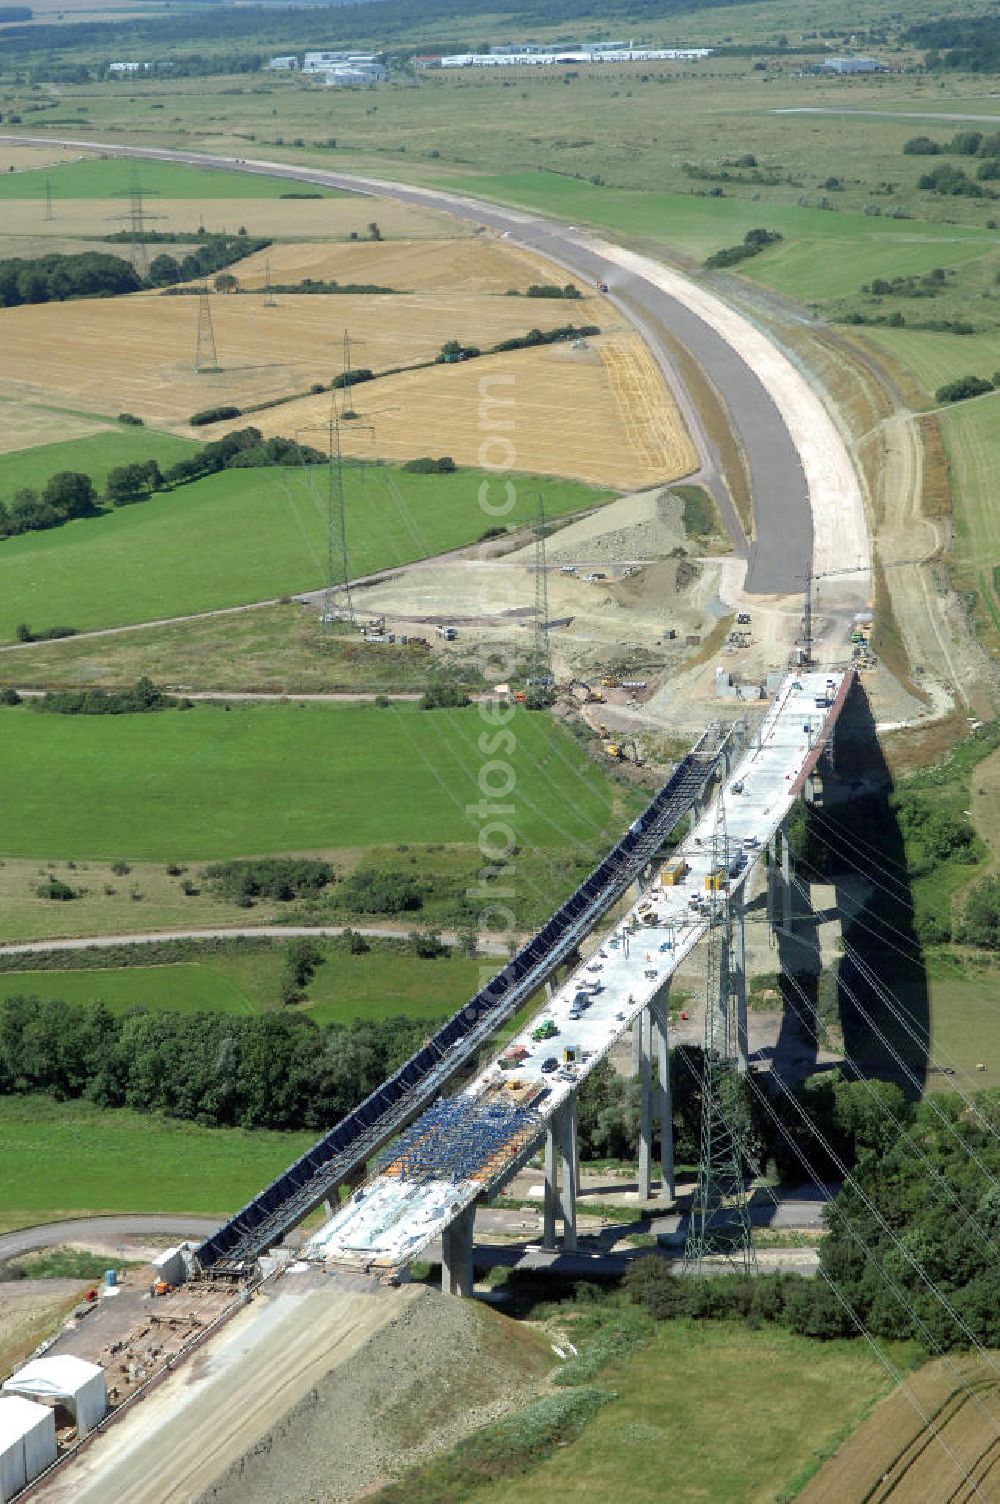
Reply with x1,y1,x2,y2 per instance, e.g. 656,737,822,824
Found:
603,737,643,766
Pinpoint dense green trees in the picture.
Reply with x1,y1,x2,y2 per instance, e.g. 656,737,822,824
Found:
0,252,141,307
0,470,96,537
0,430,324,546
106,460,162,504
0,993,429,1131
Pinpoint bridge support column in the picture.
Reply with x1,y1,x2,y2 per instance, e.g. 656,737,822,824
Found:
732,892,748,1075
781,820,793,934
441,1201,476,1298
558,1093,579,1253
543,1118,558,1249
638,1004,653,1199
631,1014,642,1074
652,984,675,1201
768,823,793,938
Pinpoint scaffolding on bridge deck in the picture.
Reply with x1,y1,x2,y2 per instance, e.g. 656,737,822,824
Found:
377,1096,542,1188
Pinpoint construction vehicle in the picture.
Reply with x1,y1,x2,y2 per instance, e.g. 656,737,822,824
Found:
567,679,605,705
705,867,729,892
531,1019,558,1042
660,857,689,886
596,280,609,293
603,737,644,766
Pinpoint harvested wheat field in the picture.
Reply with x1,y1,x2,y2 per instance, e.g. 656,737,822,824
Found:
801,1354,1000,1502
234,332,695,489
235,235,589,295
0,193,465,244
0,288,610,434
0,397,112,455
0,146,88,174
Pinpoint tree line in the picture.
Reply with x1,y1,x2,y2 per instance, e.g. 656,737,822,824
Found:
0,234,269,309
0,429,324,544
0,993,430,1132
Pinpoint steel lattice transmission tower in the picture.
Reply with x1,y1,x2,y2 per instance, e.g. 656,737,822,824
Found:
194,286,221,374
684,796,757,1273
109,172,163,279
529,494,552,683
263,258,276,307
44,178,54,223
322,392,355,631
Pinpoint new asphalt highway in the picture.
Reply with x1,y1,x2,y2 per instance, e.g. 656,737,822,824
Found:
1,134,872,597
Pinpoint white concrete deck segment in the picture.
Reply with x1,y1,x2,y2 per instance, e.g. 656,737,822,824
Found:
306,668,851,1272
590,243,871,602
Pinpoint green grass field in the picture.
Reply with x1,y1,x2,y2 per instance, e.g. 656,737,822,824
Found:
0,1094,316,1222
0,700,618,860
0,963,256,1016
0,947,486,1026
439,170,998,285
0,157,344,200
0,464,609,638
925,960,1000,1093
424,1319,898,1504
939,395,1000,644
857,330,1000,402
0,428,201,498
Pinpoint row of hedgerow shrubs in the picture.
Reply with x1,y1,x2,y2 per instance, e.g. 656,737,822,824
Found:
936,373,1000,402
0,428,324,541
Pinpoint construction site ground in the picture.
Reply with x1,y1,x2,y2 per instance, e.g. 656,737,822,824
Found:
34,1277,553,1504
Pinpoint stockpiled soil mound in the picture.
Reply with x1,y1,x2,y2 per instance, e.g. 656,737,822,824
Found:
196,1283,552,1504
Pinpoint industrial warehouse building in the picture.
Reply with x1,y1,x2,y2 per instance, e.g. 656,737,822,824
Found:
3,1356,107,1440
0,1397,57,1503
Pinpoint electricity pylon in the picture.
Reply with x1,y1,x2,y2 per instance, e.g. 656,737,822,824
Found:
685,796,756,1273
194,286,221,374
528,494,552,683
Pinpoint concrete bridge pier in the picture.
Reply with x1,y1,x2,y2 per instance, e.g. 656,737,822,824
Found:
441,1200,477,1297
732,893,748,1075
637,985,675,1202
767,819,793,938
542,1092,579,1251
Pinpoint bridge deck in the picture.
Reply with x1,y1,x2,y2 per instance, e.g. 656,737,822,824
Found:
306,668,850,1272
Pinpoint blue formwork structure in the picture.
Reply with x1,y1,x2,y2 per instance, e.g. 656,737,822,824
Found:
377,1098,541,1186
194,723,730,1276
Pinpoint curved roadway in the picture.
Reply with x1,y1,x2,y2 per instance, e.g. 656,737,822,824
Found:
1,135,870,598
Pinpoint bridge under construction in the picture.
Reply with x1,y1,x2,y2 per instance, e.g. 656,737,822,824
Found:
193,666,851,1292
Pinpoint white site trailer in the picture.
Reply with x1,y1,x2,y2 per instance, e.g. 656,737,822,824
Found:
3,1355,107,1439
0,1396,57,1502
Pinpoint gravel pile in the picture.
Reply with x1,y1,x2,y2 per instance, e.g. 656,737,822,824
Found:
196,1286,551,1504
